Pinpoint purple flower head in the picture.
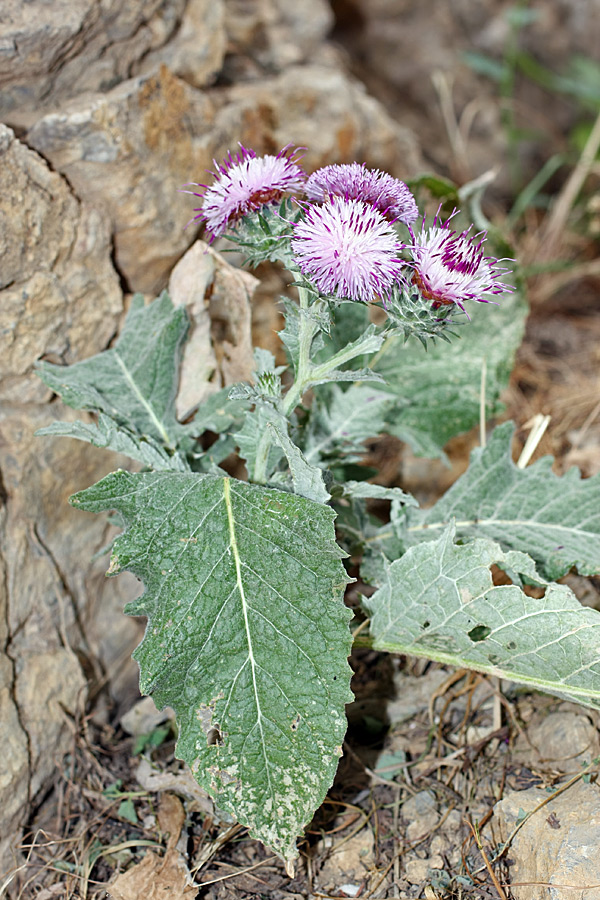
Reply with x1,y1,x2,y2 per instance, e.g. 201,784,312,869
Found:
408,211,514,312
291,196,405,303
305,162,418,225
182,144,306,239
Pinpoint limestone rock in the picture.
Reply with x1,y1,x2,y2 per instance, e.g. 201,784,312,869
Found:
493,782,600,900
0,0,225,124
404,856,445,885
0,125,133,870
223,0,334,74
0,124,123,404
515,710,600,775
26,67,216,294
27,64,421,293
317,827,375,889
218,63,422,178
402,790,440,842
0,402,142,870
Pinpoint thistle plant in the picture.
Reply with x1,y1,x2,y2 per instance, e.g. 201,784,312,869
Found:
37,145,600,869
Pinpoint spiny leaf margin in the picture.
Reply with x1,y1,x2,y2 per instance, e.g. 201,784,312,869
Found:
401,421,600,579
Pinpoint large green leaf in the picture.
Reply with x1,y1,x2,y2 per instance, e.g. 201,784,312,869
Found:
36,293,188,448
401,422,600,579
376,289,527,458
364,526,600,709
72,471,353,861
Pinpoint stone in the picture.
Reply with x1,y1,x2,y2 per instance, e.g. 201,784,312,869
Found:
26,67,216,294
223,0,334,74
317,827,375,888
120,697,174,737
0,127,136,867
26,63,421,293
402,790,440,842
0,124,123,404
0,0,225,124
493,781,600,900
0,403,142,869
517,710,600,774
218,63,422,179
404,856,445,885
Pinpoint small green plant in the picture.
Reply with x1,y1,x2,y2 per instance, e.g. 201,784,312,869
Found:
37,146,600,869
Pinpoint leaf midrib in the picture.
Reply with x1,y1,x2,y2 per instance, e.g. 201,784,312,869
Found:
223,479,274,798
409,517,596,539
115,351,172,446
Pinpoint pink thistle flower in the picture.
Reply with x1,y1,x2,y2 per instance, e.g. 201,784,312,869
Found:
408,212,514,312
291,196,405,303
305,162,418,225
182,144,306,239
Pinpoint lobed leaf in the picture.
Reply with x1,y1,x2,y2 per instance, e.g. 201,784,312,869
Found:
37,415,189,471
36,293,189,449
376,289,527,458
401,422,600,579
304,384,394,466
72,471,353,861
364,525,600,709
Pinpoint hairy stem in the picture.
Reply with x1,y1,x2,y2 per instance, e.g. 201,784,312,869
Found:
281,287,318,417
253,287,315,483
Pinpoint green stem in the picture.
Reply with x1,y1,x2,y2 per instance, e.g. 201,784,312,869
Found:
281,287,317,416
253,287,315,483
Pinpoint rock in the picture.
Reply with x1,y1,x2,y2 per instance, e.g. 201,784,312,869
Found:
402,791,440,842
517,710,600,774
493,781,600,900
404,856,445,885
0,402,142,866
0,0,224,124
317,827,375,888
0,127,135,867
223,0,334,74
26,63,421,293
388,667,451,724
219,63,422,178
137,0,225,90
26,67,216,294
120,697,174,737
0,124,123,403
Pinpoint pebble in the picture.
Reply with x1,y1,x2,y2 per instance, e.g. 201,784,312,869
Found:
402,790,439,841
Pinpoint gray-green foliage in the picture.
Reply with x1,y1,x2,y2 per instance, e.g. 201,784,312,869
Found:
72,471,353,861
364,525,600,709
303,384,394,465
376,289,527,458
37,293,189,449
36,415,189,471
34,247,599,865
399,422,600,579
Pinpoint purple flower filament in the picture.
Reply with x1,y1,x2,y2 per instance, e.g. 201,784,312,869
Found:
291,196,405,304
182,144,306,240
410,214,514,311
306,162,418,225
